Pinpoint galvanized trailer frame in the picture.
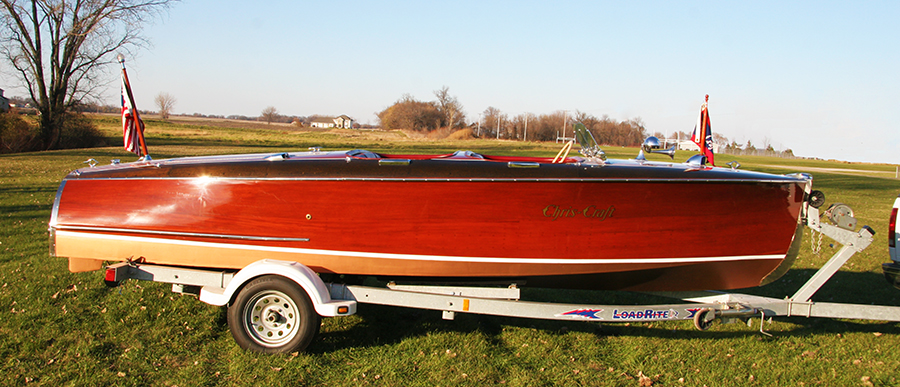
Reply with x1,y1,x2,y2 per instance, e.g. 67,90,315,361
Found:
102,205,898,352
323,206,895,332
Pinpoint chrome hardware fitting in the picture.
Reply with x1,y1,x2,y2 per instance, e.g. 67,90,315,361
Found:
636,136,675,161
378,159,411,166
508,161,540,169
686,154,707,167
573,123,606,162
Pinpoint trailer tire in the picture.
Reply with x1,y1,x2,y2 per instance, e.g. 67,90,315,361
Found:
227,275,321,354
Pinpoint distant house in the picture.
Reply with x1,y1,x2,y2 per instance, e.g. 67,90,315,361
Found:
310,115,354,129
678,140,700,151
0,88,9,113
334,115,353,129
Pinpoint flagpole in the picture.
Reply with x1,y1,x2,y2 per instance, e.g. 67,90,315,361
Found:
700,94,709,155
117,54,150,159
703,94,714,166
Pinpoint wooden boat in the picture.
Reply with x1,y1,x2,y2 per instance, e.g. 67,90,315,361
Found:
49,133,811,291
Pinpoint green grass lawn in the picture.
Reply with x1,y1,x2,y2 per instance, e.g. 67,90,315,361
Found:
1,117,899,386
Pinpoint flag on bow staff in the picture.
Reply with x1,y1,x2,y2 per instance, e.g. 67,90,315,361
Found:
690,94,715,166
119,56,149,158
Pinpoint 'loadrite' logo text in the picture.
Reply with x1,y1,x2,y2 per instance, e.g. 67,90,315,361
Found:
542,204,615,221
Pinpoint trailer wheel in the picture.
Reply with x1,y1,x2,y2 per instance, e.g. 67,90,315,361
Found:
227,275,321,354
692,308,716,331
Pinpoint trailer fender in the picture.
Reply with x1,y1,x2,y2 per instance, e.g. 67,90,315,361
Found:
199,259,356,317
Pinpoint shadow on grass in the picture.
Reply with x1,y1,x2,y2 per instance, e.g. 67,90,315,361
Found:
742,269,900,306
307,270,900,353
309,303,900,354
0,186,59,195
0,204,52,219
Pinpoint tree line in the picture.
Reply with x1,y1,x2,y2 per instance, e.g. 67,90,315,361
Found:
377,87,799,155
377,87,649,147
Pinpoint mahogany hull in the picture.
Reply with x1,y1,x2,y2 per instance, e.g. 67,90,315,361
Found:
50,151,809,291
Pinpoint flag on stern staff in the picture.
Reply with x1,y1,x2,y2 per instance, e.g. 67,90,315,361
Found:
121,73,145,156
691,95,715,166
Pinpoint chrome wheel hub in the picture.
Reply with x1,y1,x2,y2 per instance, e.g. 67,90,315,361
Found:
243,290,300,347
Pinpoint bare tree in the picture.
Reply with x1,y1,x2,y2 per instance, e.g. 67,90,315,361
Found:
260,106,278,125
433,86,465,130
713,132,729,145
1,0,176,150
155,92,176,119
481,106,505,138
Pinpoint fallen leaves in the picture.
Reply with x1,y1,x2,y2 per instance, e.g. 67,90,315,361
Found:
51,284,77,299
861,376,874,387
619,370,658,386
637,371,654,386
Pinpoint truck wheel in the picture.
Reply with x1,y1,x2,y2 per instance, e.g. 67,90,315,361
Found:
227,275,321,353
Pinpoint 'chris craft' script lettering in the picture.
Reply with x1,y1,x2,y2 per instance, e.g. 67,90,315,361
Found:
543,205,615,221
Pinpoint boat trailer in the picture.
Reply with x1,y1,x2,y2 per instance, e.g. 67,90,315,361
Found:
102,203,898,353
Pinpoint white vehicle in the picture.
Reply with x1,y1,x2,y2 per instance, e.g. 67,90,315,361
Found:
884,194,900,288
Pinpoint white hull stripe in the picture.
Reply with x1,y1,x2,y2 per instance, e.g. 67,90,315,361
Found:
56,230,785,265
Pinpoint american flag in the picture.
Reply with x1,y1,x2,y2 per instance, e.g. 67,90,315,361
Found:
691,95,715,166
121,74,144,156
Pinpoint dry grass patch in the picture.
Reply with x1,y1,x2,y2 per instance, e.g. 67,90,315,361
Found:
446,128,475,140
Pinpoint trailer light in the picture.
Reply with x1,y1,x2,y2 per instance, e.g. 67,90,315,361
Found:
102,267,124,288
337,306,349,314
890,208,897,248
105,268,117,282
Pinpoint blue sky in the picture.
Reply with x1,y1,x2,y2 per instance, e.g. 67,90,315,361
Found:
117,1,897,164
